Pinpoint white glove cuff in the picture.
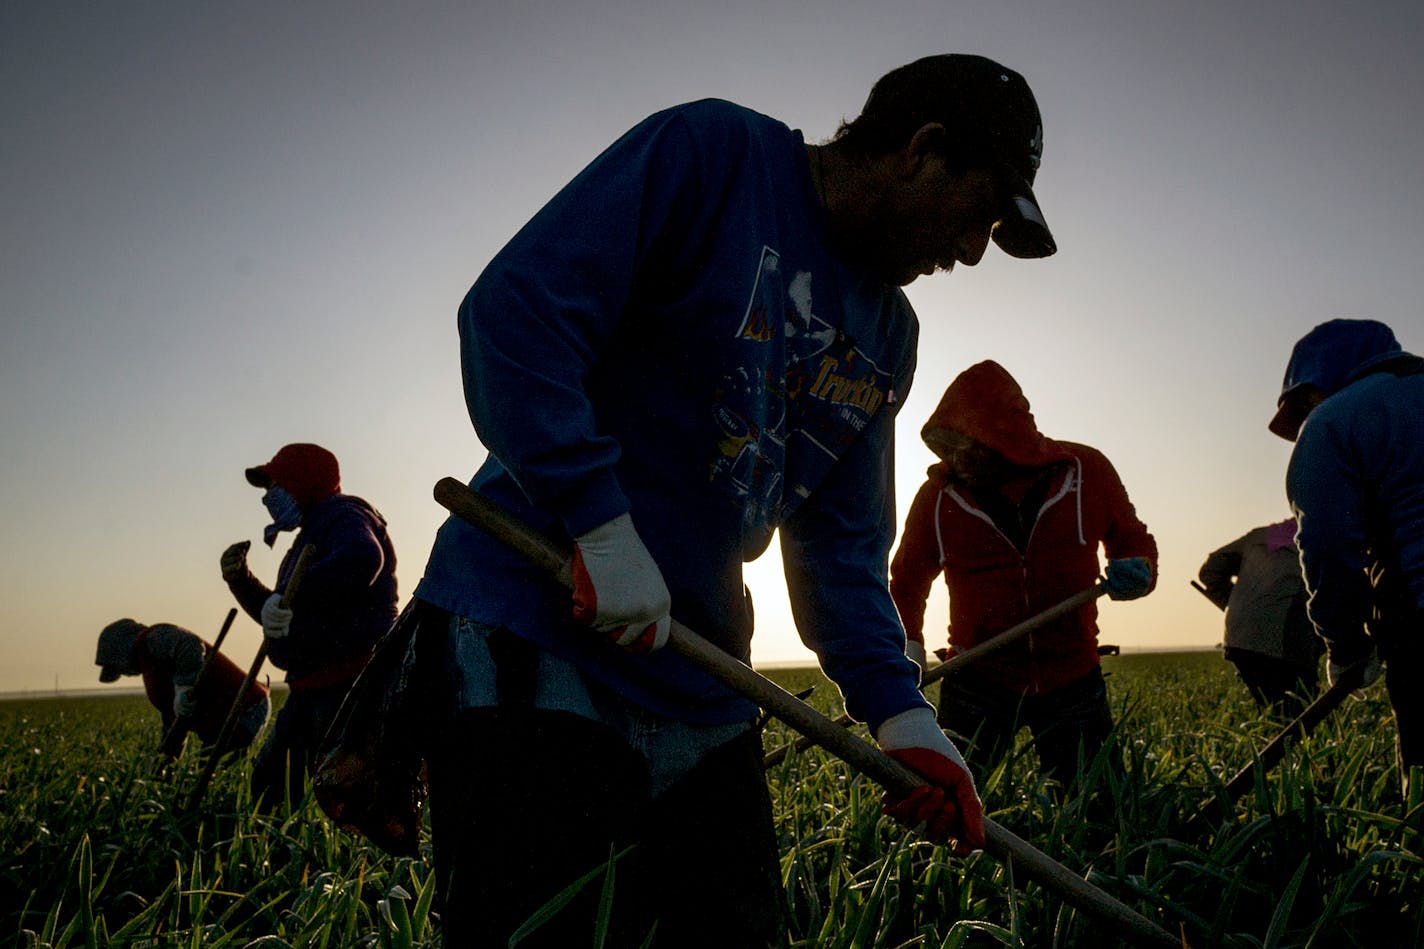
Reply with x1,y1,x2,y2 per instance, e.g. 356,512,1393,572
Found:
1329,654,1383,690
573,513,671,634
575,512,638,548
261,592,293,638
906,640,928,673
875,706,968,772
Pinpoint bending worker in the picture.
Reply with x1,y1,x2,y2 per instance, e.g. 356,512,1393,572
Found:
410,55,1059,947
1196,518,1323,715
1269,318,1424,794
95,617,271,758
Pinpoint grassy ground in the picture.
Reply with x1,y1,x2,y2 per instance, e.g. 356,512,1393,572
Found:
3,652,1420,947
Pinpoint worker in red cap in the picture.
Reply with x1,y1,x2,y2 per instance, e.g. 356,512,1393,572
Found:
891,361,1156,793
220,442,399,809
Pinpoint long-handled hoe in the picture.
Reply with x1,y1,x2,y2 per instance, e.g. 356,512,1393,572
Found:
1216,666,1368,802
920,582,1107,688
1188,580,1370,822
763,581,1107,767
433,477,1185,949
183,543,317,814
158,607,240,759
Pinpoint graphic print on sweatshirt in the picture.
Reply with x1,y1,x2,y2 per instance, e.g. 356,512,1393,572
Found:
710,246,892,556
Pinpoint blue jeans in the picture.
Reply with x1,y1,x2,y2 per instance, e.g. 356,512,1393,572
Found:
440,615,751,795
426,612,784,948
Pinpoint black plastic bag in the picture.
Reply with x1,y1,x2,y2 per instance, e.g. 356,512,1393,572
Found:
312,599,445,857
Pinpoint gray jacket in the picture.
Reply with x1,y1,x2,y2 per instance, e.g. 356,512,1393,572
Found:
1198,523,1322,665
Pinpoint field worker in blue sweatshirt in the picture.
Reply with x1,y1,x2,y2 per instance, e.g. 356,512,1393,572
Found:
412,54,1057,948
220,443,398,810
1270,319,1424,794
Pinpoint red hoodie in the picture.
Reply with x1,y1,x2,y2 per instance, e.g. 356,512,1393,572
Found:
890,361,1156,694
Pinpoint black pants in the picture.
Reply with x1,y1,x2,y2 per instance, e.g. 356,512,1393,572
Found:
1224,648,1320,717
251,685,347,811
1379,605,1424,775
427,708,785,949
936,666,1116,788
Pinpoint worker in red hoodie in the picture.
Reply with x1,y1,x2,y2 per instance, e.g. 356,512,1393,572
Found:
95,618,271,758
890,361,1156,788
220,443,399,809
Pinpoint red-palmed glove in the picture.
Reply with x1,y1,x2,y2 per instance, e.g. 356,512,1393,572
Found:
571,513,671,653
876,707,985,855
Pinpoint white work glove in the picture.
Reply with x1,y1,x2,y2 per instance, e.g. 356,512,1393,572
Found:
1327,651,1382,692
875,707,985,855
173,685,198,720
261,593,294,640
570,513,671,652
906,639,929,677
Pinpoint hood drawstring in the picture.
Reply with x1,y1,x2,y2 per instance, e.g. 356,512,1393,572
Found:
1073,456,1085,546
933,490,947,566
1025,455,1084,548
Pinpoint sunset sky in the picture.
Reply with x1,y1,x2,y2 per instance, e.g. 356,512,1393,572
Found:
2,0,1421,694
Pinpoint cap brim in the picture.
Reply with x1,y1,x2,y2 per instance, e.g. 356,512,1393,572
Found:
245,466,272,488
992,190,1056,259
1268,402,1303,442
1269,385,1318,442
98,666,122,683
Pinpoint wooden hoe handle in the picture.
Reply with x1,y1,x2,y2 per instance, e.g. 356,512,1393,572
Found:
919,582,1108,688
184,543,318,813
432,477,1183,949
159,607,240,757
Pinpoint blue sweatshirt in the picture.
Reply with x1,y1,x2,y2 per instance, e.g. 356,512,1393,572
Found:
416,99,929,728
1282,320,1424,657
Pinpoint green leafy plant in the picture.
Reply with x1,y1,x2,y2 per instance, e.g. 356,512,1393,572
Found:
3,654,1420,947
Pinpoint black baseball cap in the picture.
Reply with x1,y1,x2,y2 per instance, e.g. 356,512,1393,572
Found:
858,54,1055,258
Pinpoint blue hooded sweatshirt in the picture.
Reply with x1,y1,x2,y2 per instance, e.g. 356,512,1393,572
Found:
1279,319,1424,658
416,99,927,729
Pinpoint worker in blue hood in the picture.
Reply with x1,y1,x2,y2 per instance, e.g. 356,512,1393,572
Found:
1272,318,1424,794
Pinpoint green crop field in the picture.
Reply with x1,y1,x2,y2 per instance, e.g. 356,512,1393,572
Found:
3,652,1421,947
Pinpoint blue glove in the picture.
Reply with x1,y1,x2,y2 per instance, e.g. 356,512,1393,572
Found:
1104,557,1153,600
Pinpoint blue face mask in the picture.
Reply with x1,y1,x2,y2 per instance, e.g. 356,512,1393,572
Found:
261,486,303,547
